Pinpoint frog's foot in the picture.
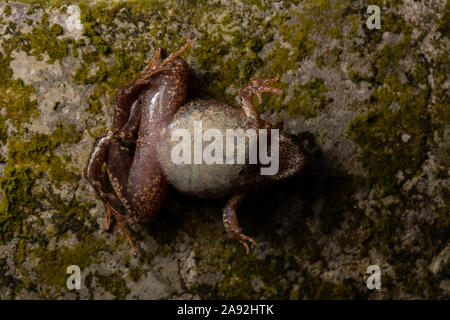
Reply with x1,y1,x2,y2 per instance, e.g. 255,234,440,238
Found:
104,201,137,256
103,199,135,227
134,67,171,86
223,193,257,254
100,182,137,256
135,33,195,86
84,132,138,256
102,194,118,230
114,34,195,132
159,32,196,67
232,230,257,255
246,75,282,104
143,47,162,73
133,47,167,85
240,75,282,123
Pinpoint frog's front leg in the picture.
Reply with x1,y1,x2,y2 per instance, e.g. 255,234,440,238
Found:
239,75,282,126
223,192,257,254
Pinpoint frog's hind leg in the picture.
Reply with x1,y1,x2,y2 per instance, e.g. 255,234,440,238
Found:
133,33,195,86
105,138,134,217
84,132,116,205
157,33,195,68
113,34,195,132
223,192,257,254
84,132,137,256
113,47,163,133
105,138,139,255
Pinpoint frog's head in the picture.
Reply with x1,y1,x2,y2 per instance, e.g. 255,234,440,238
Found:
259,130,310,183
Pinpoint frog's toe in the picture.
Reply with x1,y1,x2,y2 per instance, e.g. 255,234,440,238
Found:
236,233,257,254
144,47,162,72
244,75,283,104
135,66,171,86
240,240,250,254
103,203,112,230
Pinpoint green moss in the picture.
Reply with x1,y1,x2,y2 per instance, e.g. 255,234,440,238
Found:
315,47,342,68
0,120,84,249
0,76,39,131
417,206,450,260
0,257,23,297
360,207,402,256
127,266,143,282
14,13,72,63
288,78,331,118
350,12,411,57
372,36,410,84
52,101,60,111
54,0,351,124
10,0,77,10
214,249,365,299
240,54,263,82
349,70,373,83
33,239,105,296
95,272,130,300
348,73,431,195
26,5,35,15
0,10,55,261
246,37,264,53
437,1,450,38
217,253,290,299
7,122,82,186
265,45,297,76
343,3,447,295
262,78,331,118
72,2,152,114
0,116,7,144
0,166,40,243
48,192,99,240
3,5,11,16
327,26,342,39
347,20,433,195
294,274,364,300
70,0,329,117
276,13,315,61
50,23,63,36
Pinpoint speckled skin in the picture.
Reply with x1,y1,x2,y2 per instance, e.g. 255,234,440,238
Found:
84,38,309,255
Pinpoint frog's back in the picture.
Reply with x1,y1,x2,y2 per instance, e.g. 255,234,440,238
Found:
156,99,259,198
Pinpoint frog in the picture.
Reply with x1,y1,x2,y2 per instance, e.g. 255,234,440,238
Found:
84,35,309,256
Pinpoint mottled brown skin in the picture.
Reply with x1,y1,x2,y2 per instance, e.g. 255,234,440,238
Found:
84,37,309,255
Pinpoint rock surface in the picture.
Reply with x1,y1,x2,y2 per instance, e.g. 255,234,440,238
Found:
0,0,448,299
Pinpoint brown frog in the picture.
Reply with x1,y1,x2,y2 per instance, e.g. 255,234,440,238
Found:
84,35,309,256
